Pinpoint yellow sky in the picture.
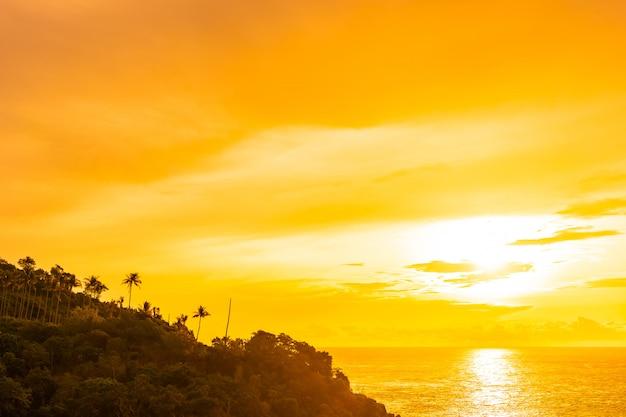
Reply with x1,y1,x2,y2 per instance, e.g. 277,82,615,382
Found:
2,0,626,346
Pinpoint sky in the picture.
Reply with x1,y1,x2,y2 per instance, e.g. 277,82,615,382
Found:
2,0,626,347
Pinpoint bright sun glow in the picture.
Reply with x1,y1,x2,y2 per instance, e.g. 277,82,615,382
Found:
406,216,538,266
402,216,568,301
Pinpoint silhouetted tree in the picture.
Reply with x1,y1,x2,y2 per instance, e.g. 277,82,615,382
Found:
17,257,36,319
84,275,108,308
193,305,210,341
0,376,32,416
122,272,142,309
65,273,82,318
0,259,16,317
139,301,152,315
49,265,65,323
117,296,124,318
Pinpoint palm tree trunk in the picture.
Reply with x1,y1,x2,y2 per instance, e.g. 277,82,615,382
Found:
66,289,73,318
197,318,202,340
43,288,50,322
225,298,232,338
36,290,42,320
55,291,61,324
0,285,7,317
29,286,37,319
26,285,33,319
18,284,26,319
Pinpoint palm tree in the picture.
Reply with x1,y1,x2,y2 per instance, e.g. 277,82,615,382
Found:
0,271,10,317
49,265,65,323
65,273,82,318
106,299,118,318
0,260,15,317
17,257,36,319
176,314,188,327
121,272,142,309
83,275,108,308
192,305,210,341
52,281,63,324
16,269,29,319
173,314,192,336
139,301,152,314
117,296,124,318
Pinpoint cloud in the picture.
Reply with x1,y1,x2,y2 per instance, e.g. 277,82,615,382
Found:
340,281,403,295
443,274,495,287
495,262,534,274
401,260,534,289
585,277,626,288
405,260,477,273
328,316,626,347
509,227,620,246
576,172,626,193
442,262,533,288
557,198,626,217
406,261,532,288
342,263,365,267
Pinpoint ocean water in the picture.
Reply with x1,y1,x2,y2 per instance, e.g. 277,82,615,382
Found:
327,347,626,417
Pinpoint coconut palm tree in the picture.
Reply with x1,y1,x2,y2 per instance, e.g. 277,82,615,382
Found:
121,272,142,309
52,281,63,324
172,314,188,332
17,257,36,319
83,275,108,308
65,273,82,318
49,265,65,323
117,296,124,318
139,300,152,314
0,259,16,317
193,305,210,341
0,271,10,317
176,314,188,327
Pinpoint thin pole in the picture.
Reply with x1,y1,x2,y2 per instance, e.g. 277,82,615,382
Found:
224,298,232,338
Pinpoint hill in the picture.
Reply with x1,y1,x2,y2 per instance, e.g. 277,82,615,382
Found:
0,257,397,417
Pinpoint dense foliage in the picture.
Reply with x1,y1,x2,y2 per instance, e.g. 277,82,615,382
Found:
0,258,397,417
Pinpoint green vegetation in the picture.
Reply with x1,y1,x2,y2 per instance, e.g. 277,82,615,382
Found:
0,257,397,417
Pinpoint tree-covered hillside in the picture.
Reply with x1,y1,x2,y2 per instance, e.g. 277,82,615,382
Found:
0,257,397,417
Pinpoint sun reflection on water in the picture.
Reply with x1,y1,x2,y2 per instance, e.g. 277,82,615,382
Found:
464,349,520,416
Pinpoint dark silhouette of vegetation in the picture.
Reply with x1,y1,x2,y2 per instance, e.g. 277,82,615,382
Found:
0,257,398,417
121,272,141,309
193,305,210,341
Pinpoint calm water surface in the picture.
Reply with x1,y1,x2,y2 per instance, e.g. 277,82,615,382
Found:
327,347,626,417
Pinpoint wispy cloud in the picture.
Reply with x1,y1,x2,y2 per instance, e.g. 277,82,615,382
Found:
509,227,620,246
585,277,626,288
341,262,365,267
405,260,477,273
340,281,406,295
576,172,626,193
557,198,626,217
443,262,533,288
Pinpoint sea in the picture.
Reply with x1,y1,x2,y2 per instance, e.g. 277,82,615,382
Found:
326,347,626,417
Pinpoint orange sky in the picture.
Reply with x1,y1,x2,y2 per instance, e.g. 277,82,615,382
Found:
2,0,626,346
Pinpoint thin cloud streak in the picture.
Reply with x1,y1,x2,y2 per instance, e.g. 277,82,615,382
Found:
585,277,626,288
406,261,477,273
558,198,626,217
443,263,533,288
509,227,620,246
